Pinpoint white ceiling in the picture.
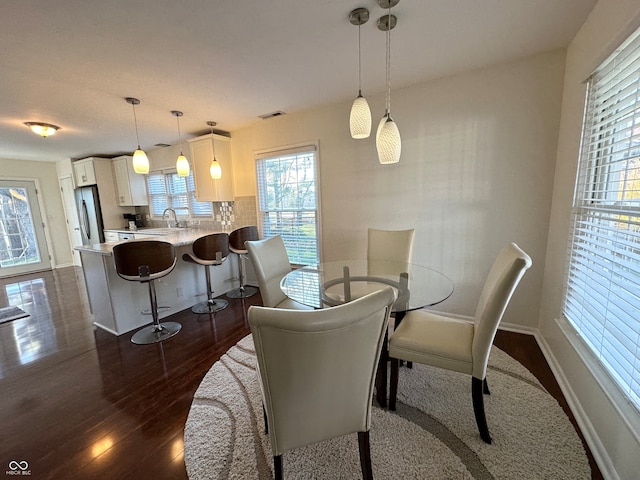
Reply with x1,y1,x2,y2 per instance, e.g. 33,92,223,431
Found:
1,0,597,163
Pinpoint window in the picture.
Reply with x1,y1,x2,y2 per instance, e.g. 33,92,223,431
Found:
255,144,320,265
146,169,212,218
564,27,640,410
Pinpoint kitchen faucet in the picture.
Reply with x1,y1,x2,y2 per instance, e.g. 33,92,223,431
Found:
162,208,180,228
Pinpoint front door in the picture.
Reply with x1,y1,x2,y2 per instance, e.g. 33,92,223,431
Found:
0,180,51,278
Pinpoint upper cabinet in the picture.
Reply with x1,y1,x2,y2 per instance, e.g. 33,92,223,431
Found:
188,134,234,202
73,157,99,186
112,155,149,206
72,157,132,230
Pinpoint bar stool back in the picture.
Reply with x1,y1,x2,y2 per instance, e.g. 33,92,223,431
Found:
227,225,259,298
182,233,230,314
113,240,181,345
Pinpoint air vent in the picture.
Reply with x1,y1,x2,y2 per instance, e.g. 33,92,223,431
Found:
154,143,171,148
258,111,286,120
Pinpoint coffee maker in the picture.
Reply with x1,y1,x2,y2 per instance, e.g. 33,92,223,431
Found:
123,213,144,229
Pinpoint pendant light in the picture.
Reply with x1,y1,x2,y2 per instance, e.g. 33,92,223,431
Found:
349,7,371,139
376,0,401,164
207,121,222,179
125,97,149,174
172,110,190,176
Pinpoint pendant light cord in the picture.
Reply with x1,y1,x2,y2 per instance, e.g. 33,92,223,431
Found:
176,114,183,154
210,125,216,158
358,22,363,95
385,7,392,114
131,103,142,148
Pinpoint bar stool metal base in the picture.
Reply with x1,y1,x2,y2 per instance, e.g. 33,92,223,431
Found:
192,298,229,314
131,321,182,345
226,285,258,299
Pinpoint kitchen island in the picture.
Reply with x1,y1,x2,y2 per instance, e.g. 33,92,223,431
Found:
76,228,236,336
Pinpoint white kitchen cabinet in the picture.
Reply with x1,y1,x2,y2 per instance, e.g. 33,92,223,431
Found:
73,157,135,230
188,133,234,202
73,157,99,186
112,155,149,206
104,231,120,242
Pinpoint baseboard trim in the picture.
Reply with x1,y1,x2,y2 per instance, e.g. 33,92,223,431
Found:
531,325,620,480
409,310,623,479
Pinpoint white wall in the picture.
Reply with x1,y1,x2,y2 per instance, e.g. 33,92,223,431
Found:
231,49,565,328
540,1,640,479
0,157,73,267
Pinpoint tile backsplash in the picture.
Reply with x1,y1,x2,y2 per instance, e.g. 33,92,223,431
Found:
137,195,257,232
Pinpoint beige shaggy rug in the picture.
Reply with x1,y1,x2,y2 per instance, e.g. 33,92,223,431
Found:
184,335,590,479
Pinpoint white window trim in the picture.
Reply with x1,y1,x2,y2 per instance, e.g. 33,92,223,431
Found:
254,141,322,265
146,167,214,220
563,25,640,413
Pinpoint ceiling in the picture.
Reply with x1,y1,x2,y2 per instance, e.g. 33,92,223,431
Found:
1,0,597,163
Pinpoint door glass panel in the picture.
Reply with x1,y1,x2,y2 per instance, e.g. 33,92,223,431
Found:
0,180,51,277
0,187,41,267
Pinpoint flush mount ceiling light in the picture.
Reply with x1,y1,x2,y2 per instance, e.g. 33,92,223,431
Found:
125,97,149,174
172,110,190,177
207,121,222,180
24,122,59,137
349,7,372,139
376,0,401,164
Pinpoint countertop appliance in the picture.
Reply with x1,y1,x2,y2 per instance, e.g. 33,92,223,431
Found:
75,185,105,245
123,213,144,229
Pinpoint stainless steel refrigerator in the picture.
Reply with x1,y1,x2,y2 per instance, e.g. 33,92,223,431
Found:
75,186,105,245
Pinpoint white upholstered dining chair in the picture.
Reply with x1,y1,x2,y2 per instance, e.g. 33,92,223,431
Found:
367,228,415,264
245,235,312,310
388,242,532,444
249,287,397,480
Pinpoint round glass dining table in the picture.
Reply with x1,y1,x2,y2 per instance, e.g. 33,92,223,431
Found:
280,259,454,313
280,259,454,407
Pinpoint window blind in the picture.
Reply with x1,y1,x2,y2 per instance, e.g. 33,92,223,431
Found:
146,170,213,218
564,26,640,410
255,145,319,265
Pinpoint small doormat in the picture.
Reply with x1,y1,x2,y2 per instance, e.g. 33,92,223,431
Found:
0,306,30,325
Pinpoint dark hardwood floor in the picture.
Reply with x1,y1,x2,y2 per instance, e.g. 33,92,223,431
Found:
0,267,602,479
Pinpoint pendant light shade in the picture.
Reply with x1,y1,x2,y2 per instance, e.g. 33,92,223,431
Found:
132,148,150,174
376,113,401,164
176,153,190,176
125,97,149,174
349,8,371,139
210,160,222,179
207,121,222,180
172,110,190,177
376,1,401,164
350,94,372,139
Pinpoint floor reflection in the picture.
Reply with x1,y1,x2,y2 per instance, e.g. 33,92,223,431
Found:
0,268,96,378
5,277,55,367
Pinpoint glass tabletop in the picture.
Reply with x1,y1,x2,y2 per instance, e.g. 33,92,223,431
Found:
281,260,454,313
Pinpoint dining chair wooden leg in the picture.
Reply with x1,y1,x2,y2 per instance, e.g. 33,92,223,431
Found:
472,377,492,444
263,403,268,434
375,331,389,408
274,455,283,480
483,377,491,395
389,357,399,411
358,431,373,480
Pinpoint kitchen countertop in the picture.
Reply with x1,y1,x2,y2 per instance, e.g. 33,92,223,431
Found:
76,228,226,255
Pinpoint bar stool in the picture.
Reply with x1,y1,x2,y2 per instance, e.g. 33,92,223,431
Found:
113,240,182,345
182,233,230,314
226,225,259,299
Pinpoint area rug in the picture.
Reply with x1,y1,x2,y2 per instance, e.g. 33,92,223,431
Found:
184,335,590,479
0,305,29,325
